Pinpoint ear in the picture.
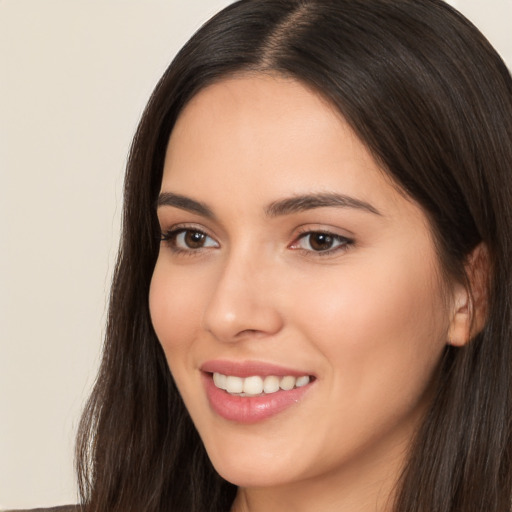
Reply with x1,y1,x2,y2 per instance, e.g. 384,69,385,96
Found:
448,243,490,347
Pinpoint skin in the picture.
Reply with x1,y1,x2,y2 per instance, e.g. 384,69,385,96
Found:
149,75,467,512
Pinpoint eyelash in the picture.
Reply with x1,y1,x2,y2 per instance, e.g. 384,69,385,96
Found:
160,226,218,256
290,229,354,256
160,226,354,257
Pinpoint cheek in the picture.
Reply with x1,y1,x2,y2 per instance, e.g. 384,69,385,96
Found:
149,258,217,424
290,253,449,400
149,258,205,358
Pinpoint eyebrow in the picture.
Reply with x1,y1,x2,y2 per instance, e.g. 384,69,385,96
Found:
157,192,214,218
156,191,381,218
265,193,381,217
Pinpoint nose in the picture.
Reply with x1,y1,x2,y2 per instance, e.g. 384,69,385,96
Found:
202,249,284,343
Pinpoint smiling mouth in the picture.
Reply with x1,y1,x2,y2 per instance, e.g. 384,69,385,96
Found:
211,372,313,396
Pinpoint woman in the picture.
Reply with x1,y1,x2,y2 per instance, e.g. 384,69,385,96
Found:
39,0,512,511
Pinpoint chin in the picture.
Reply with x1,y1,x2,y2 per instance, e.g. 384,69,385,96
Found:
212,458,297,488
201,431,309,488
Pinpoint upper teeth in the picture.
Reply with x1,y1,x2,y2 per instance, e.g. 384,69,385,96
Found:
213,373,310,396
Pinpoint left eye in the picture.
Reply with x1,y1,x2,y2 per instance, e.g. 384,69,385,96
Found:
163,229,219,250
292,232,351,252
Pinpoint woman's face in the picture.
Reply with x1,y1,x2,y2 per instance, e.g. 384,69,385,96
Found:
149,75,454,490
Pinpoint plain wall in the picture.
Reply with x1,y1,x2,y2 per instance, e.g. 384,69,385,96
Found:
1,0,511,508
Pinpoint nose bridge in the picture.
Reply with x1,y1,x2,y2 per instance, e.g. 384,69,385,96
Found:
202,243,283,342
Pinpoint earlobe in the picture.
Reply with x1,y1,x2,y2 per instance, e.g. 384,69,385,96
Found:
447,243,490,347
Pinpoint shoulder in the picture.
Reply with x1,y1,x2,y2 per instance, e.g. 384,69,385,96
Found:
5,507,79,512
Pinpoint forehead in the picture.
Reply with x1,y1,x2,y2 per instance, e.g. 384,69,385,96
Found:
174,73,343,136
161,75,422,226
168,74,349,167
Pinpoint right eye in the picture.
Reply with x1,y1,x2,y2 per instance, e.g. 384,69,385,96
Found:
161,228,219,252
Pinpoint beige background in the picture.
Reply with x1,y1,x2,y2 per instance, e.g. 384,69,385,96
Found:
1,0,511,509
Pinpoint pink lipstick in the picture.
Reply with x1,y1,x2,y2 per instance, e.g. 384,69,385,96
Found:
201,360,315,424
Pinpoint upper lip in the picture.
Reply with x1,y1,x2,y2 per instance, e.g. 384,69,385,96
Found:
200,359,314,378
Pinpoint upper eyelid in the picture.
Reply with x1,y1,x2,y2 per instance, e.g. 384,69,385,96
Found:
160,222,215,235
293,224,355,239
295,229,352,240
161,226,218,241
158,217,222,239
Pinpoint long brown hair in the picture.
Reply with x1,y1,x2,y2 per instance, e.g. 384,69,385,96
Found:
76,1,512,510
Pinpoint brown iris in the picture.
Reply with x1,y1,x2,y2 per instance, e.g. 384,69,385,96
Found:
184,230,207,249
308,233,335,251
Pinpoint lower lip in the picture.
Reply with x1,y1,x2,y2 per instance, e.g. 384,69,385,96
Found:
202,373,314,424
